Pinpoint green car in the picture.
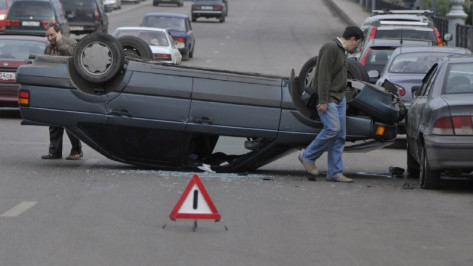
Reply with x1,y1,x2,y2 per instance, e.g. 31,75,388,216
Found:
5,0,70,37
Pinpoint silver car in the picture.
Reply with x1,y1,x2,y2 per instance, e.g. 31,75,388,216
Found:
406,55,473,189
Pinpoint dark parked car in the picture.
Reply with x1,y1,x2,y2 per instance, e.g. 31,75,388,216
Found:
191,0,227,23
5,0,70,37
153,0,183,6
0,35,48,108
141,13,195,60
358,38,432,83
59,0,109,34
16,33,405,172
406,55,473,189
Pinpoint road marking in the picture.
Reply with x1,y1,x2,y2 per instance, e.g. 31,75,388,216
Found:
1,202,37,217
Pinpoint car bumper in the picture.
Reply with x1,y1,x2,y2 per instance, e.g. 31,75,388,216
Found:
425,135,473,170
0,84,19,107
192,11,223,17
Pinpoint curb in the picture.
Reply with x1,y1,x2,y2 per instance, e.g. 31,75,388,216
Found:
323,0,357,26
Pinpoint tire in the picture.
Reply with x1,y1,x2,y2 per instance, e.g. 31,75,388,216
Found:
219,16,225,23
192,15,197,22
72,32,125,83
182,48,190,61
347,57,369,82
117,36,153,60
419,144,441,189
406,141,420,179
189,44,194,58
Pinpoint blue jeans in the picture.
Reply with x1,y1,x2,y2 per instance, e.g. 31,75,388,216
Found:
302,97,346,178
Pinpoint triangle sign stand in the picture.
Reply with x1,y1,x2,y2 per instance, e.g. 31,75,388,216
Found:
166,174,226,231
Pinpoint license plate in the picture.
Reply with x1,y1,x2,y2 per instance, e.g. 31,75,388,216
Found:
201,6,213,10
70,26,84,31
22,21,40,27
0,72,16,81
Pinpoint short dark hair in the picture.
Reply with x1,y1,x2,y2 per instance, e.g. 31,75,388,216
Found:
342,26,364,41
45,23,61,33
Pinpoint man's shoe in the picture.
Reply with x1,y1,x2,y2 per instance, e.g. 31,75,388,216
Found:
298,154,319,178
66,152,83,160
41,153,61,159
326,175,353,183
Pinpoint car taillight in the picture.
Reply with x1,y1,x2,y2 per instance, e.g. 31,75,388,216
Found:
369,26,377,40
375,125,385,136
42,20,58,28
6,19,19,27
192,5,200,10
153,53,172,60
18,90,29,106
94,9,100,20
434,28,443,46
360,48,371,66
214,6,222,10
432,116,473,135
173,37,185,43
391,83,405,96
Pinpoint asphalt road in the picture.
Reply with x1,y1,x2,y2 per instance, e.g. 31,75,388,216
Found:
1,1,473,266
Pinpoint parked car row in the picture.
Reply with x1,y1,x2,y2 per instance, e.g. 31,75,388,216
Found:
1,0,109,37
355,10,473,189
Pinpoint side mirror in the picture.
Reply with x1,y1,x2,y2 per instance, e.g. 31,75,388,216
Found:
443,33,453,42
412,86,421,97
368,70,379,79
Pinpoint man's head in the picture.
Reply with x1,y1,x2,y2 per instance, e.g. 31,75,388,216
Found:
45,23,62,45
341,26,364,53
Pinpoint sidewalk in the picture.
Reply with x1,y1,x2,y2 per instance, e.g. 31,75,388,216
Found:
326,0,371,26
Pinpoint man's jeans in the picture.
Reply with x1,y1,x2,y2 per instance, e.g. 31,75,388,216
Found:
302,97,346,178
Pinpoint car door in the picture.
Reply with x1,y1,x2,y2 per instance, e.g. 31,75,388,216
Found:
188,73,282,139
105,65,193,166
407,64,439,155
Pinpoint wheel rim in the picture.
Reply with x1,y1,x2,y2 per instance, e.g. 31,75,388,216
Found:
80,41,114,76
304,66,316,88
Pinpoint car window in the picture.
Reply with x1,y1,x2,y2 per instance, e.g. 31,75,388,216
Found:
444,63,473,94
364,49,393,67
60,0,96,9
115,30,170,47
144,17,186,32
389,52,448,73
419,65,439,96
375,28,437,44
9,1,54,17
0,39,47,59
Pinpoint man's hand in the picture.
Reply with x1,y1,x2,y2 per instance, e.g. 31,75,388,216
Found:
317,103,327,113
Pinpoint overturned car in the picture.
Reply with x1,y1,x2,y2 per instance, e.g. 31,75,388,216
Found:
16,33,406,172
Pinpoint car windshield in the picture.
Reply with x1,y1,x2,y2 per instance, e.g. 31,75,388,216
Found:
115,30,170,46
0,39,46,59
9,2,54,17
375,28,437,44
389,52,451,73
143,17,186,31
444,63,473,94
61,0,96,10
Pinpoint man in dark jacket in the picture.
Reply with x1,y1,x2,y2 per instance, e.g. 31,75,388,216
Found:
41,23,83,160
299,26,363,182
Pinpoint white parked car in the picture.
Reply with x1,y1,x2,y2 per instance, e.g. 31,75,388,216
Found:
112,26,182,65
104,0,122,11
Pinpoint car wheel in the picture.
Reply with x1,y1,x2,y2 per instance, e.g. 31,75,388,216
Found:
189,45,194,58
419,144,441,189
406,141,420,179
219,16,225,23
192,15,197,22
72,32,125,83
117,36,153,60
182,49,190,61
298,56,318,92
347,57,369,82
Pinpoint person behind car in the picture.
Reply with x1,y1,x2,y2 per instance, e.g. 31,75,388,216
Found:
298,26,364,182
41,23,83,160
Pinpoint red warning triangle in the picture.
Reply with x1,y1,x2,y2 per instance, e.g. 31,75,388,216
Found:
169,174,221,221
